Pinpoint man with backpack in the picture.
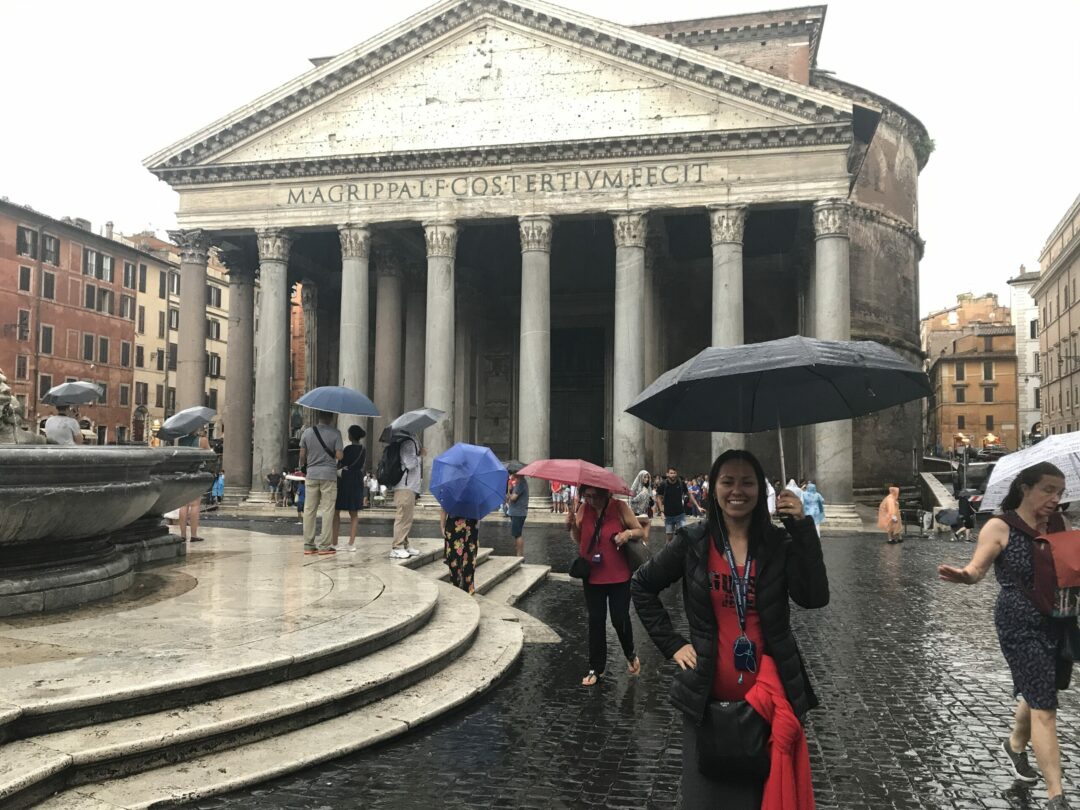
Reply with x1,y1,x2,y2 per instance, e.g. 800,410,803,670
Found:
298,411,344,555
379,430,423,559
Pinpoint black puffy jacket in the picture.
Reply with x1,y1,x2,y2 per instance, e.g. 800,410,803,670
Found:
631,516,829,723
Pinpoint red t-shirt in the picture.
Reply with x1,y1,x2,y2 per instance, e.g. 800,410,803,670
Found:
578,502,632,585
708,538,764,701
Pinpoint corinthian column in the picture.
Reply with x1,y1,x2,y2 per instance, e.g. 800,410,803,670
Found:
338,223,370,438
812,199,859,526
372,248,404,452
403,274,426,412
709,204,748,461
249,228,292,501
169,229,210,411
612,211,647,485
518,215,553,465
422,221,457,482
220,249,255,502
301,282,318,426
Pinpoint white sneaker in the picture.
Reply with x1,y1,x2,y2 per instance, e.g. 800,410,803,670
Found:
347,545,358,552
406,547,422,556
389,549,411,559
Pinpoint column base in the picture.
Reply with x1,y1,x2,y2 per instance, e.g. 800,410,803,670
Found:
820,503,865,532
243,490,273,506
222,486,252,506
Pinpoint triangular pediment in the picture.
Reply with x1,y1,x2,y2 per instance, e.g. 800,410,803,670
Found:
145,0,854,175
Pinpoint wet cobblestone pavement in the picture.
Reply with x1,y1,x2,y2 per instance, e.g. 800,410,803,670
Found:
195,517,1079,809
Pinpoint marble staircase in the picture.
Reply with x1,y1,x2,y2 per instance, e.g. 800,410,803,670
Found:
0,531,550,809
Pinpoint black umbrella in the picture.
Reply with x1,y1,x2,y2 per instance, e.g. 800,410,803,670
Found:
626,336,930,480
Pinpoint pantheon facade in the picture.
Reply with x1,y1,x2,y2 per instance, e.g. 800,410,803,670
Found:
147,0,929,514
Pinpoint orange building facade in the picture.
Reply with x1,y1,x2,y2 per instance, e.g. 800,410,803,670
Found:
926,327,1020,454
1,200,142,443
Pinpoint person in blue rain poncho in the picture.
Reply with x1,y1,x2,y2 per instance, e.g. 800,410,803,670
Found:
801,482,825,535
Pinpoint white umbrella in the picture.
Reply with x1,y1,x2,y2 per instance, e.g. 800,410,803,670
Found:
980,432,1080,512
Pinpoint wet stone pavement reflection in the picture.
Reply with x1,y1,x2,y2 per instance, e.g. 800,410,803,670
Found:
195,517,1078,810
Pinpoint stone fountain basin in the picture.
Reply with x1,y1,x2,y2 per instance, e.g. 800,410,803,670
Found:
145,447,217,516
0,447,215,545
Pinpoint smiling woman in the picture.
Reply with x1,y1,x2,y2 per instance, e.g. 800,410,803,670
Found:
631,449,829,808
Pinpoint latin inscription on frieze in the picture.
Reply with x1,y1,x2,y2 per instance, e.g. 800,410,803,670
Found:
285,161,710,206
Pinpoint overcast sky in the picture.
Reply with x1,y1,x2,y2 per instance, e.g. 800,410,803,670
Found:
2,0,1077,315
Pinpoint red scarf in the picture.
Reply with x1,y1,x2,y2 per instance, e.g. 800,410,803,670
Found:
744,655,815,810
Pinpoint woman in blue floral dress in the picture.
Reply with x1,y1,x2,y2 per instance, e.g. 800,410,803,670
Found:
441,510,479,594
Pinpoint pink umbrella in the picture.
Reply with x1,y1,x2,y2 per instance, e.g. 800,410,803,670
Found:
517,459,630,496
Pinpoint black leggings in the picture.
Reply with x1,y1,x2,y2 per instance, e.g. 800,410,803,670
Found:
582,580,635,674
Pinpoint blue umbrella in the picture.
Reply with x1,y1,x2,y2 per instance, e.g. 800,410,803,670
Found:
430,443,509,520
295,386,379,416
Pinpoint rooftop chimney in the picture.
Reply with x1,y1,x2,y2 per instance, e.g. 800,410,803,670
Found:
105,221,113,239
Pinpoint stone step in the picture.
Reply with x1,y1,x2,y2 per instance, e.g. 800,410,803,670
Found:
0,582,479,808
482,563,551,607
37,614,524,809
413,547,495,581
0,562,440,740
472,555,523,596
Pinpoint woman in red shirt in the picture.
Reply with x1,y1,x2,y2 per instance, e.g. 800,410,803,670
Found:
632,450,829,809
567,485,647,686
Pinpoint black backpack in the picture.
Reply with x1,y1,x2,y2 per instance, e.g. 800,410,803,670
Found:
376,436,414,488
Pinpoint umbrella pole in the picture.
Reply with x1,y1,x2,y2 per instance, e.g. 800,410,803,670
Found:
776,411,787,484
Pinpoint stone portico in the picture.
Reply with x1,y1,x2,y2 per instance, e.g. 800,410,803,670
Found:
145,0,929,515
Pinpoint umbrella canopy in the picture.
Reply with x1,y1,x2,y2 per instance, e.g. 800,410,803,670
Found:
41,381,102,406
935,508,960,526
626,335,930,433
159,406,217,440
517,459,630,496
430,443,509,520
390,407,446,436
296,386,379,416
979,432,1080,512
504,459,526,474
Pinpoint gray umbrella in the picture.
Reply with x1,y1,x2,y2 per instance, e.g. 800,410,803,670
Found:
626,336,930,480
159,406,217,440
389,407,446,437
41,381,102,406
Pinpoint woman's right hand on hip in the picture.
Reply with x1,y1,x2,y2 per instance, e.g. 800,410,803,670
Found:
672,643,698,670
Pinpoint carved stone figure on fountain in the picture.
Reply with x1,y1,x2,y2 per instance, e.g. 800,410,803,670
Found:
0,368,46,445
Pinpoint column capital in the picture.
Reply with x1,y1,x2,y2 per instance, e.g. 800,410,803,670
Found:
218,247,257,281
168,229,211,265
256,228,293,262
338,223,371,259
373,243,405,277
708,204,748,245
423,221,458,258
812,199,851,239
518,215,553,253
611,211,647,249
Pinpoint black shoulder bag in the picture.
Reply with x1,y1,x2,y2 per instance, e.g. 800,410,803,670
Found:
569,504,607,580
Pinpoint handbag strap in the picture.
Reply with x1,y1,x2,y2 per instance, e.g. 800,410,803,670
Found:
586,502,607,554
312,426,334,459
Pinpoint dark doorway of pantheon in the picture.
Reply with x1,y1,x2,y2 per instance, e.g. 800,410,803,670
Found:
551,326,605,465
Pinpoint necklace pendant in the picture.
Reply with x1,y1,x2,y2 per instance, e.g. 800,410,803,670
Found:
738,673,744,685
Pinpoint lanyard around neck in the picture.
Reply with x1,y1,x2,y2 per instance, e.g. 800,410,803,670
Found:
716,524,752,634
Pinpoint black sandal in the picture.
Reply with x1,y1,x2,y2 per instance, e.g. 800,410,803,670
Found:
581,670,603,686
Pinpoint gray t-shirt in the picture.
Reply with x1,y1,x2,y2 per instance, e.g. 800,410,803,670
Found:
507,476,529,516
44,415,81,444
300,425,343,481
